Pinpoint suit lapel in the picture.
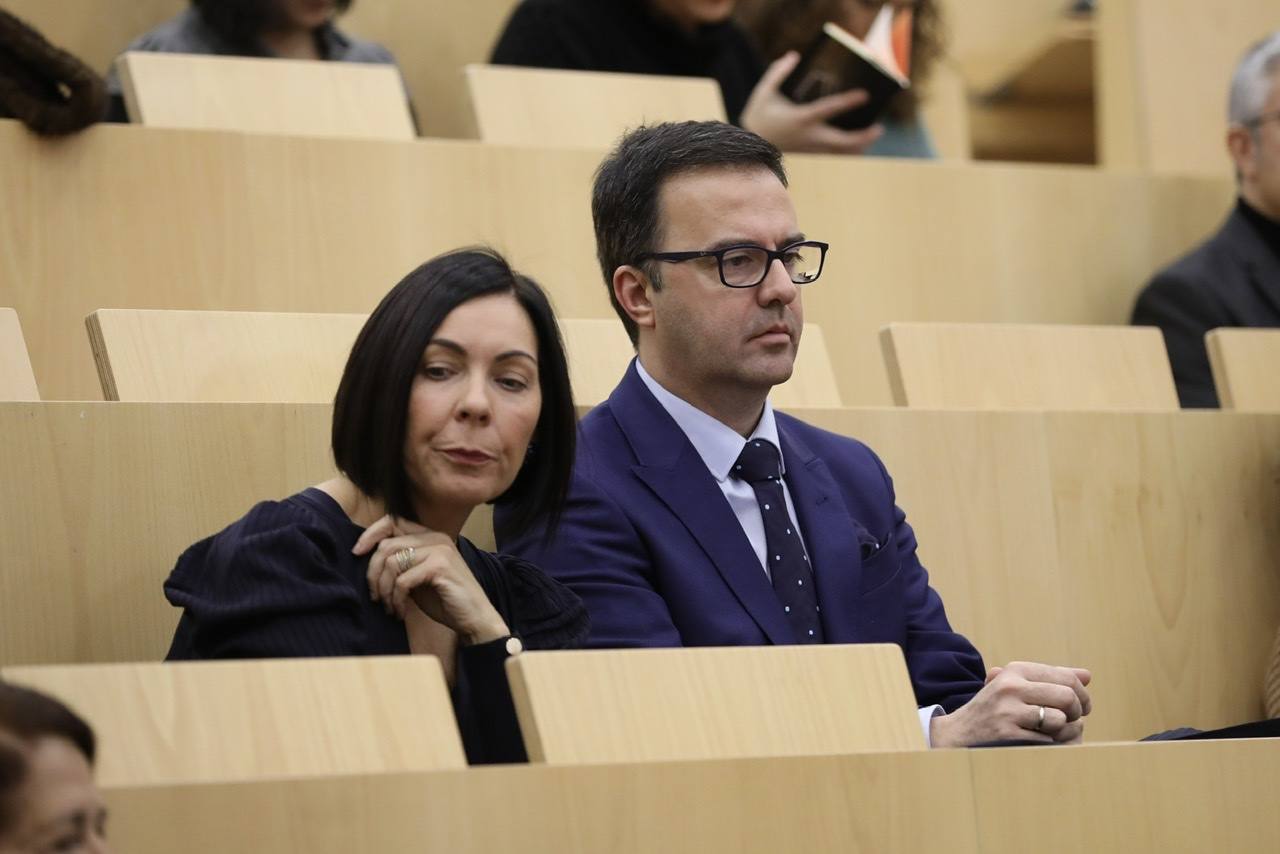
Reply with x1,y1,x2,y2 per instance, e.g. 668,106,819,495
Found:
778,421,868,644
609,363,794,645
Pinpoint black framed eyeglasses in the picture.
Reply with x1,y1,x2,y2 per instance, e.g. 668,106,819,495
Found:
1245,109,1280,130
636,240,830,288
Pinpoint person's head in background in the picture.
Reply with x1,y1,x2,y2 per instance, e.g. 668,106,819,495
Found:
191,0,353,57
0,683,108,854
736,0,943,123
595,121,826,434
1228,31,1280,222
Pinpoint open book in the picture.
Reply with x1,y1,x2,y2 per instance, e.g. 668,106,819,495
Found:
780,7,912,131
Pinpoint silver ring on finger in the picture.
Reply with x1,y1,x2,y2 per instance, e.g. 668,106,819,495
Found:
395,546,415,575
1034,705,1046,732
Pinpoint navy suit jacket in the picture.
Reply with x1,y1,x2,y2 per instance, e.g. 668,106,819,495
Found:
497,362,986,712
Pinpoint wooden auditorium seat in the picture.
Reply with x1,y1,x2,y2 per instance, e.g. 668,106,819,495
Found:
465,65,726,149
1206,328,1280,411
0,122,1231,403
0,657,464,786
879,322,1180,409
86,308,366,402
506,644,925,764
115,51,416,140
0,308,39,400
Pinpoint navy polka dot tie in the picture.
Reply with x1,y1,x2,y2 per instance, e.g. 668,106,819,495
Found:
732,439,825,643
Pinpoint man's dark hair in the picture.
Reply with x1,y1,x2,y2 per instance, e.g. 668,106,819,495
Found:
332,247,576,541
0,681,97,837
191,0,354,53
591,121,788,345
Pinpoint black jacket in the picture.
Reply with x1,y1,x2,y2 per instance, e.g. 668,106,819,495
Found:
1131,201,1280,407
490,0,763,125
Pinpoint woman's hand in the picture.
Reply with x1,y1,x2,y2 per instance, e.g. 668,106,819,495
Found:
354,515,510,645
740,51,884,155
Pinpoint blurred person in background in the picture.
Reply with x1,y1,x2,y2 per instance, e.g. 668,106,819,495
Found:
1132,31,1280,408
490,0,887,155
103,0,411,126
0,682,109,854
735,0,943,158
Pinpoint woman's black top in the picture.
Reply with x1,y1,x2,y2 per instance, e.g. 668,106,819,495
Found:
490,0,763,125
164,488,589,764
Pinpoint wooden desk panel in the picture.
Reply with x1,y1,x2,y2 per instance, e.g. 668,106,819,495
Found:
105,751,978,854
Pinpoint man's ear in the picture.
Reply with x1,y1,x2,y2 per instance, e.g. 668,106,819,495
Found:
613,265,656,333
1228,124,1256,183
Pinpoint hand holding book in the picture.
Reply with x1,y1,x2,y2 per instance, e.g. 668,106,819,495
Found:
740,50,885,155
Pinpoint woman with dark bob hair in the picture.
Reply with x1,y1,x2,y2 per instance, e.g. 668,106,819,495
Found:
163,248,588,764
0,682,109,852
104,0,410,123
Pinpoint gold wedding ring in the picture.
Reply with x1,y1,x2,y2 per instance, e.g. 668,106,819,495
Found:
1034,705,1046,732
395,546,415,574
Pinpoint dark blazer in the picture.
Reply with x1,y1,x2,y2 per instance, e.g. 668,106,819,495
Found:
498,363,986,713
1131,204,1280,407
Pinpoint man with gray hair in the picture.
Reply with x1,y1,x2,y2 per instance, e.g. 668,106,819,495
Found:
1132,31,1280,407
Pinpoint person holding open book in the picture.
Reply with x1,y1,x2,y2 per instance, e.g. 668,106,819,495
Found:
736,0,942,158
489,0,887,155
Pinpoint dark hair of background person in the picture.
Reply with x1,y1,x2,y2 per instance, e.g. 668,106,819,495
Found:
191,0,354,52
735,0,945,123
0,682,97,838
0,8,107,134
592,121,788,346
332,247,576,541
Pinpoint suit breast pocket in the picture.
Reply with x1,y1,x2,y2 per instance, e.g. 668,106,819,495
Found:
856,532,902,596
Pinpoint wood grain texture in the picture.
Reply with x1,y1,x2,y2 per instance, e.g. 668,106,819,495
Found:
87,309,366,401
104,751,977,853
1097,0,1280,175
1,657,465,786
0,121,1231,402
792,407,1280,740
971,740,1280,853
508,645,925,764
1207,328,1280,412
0,402,335,665
117,52,415,140
0,0,520,140
467,64,725,149
0,308,39,400
879,322,1179,410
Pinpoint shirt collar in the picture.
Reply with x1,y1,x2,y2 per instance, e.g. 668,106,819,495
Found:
635,358,784,482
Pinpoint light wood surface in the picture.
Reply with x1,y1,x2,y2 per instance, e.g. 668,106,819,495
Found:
508,645,924,764
1097,0,1280,175
0,0,521,140
0,121,1231,402
1207,328,1280,411
562,318,842,407
879,322,1179,410
943,0,1076,96
1,657,464,786
0,402,335,665
971,739,1280,853
87,309,366,401
116,51,415,139
799,407,1280,739
467,64,726,149
0,308,39,400
104,750,977,853
5,401,1280,740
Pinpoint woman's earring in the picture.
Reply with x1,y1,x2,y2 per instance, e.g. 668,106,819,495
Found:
525,442,536,458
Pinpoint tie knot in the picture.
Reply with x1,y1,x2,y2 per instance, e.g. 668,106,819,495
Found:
732,439,782,484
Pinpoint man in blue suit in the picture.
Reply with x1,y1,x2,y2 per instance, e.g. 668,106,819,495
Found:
498,121,1091,747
